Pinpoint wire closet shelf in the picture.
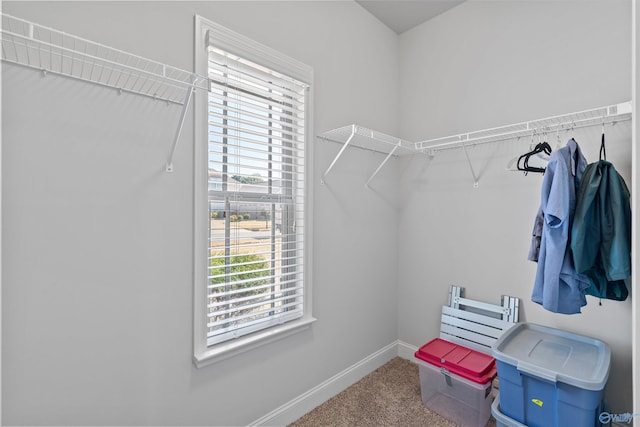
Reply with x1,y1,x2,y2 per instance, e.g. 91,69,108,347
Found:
318,101,632,187
1,13,209,171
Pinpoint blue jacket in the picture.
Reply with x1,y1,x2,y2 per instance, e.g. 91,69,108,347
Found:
571,160,630,301
531,139,590,314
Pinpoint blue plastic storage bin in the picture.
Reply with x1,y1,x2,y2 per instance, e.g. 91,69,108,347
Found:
491,323,610,427
491,394,526,427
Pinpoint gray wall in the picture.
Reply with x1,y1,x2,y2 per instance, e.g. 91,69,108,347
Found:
2,2,400,425
397,0,633,413
2,0,637,425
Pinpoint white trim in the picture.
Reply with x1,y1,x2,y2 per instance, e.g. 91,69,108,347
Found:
193,15,314,368
397,340,419,361
248,340,418,426
203,20,312,86
193,13,211,369
194,316,316,368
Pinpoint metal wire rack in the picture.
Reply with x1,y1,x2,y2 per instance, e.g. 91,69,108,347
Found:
317,124,415,186
1,13,209,172
318,102,632,187
415,102,633,153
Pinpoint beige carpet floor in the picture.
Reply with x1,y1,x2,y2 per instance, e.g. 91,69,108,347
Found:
288,357,497,427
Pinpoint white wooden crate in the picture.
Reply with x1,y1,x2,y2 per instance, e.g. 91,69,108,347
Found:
439,285,519,354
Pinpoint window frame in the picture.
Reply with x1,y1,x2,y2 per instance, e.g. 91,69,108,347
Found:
193,15,315,368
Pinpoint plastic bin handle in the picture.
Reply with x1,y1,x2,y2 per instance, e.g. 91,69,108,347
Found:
440,368,453,386
517,361,558,383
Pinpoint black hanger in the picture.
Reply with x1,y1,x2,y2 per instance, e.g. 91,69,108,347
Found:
599,133,606,161
517,141,552,174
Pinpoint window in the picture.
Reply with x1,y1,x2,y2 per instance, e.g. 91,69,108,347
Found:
194,16,314,367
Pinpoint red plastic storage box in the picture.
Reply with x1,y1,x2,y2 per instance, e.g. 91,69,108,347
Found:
415,338,497,427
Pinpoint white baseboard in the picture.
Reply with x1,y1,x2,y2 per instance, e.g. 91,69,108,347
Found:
248,340,407,426
397,340,419,361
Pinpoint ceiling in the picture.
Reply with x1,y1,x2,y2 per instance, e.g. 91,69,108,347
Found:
356,0,465,34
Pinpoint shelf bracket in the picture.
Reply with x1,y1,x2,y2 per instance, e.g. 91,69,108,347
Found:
321,124,356,184
166,83,195,173
460,137,479,188
366,140,400,188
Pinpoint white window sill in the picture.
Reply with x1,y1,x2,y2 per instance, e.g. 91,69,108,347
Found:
193,316,317,368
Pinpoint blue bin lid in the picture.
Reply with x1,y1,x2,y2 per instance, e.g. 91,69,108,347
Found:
491,322,610,391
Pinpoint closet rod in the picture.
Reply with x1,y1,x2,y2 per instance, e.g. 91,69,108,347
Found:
1,13,209,172
4,58,190,106
416,101,632,153
1,14,209,102
318,101,631,188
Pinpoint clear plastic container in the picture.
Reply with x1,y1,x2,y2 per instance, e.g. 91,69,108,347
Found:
415,338,495,427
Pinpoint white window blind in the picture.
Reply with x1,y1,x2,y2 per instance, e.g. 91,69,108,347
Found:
205,37,308,347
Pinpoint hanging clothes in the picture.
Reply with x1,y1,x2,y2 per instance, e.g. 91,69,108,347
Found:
528,207,543,262
571,134,631,302
531,138,590,314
